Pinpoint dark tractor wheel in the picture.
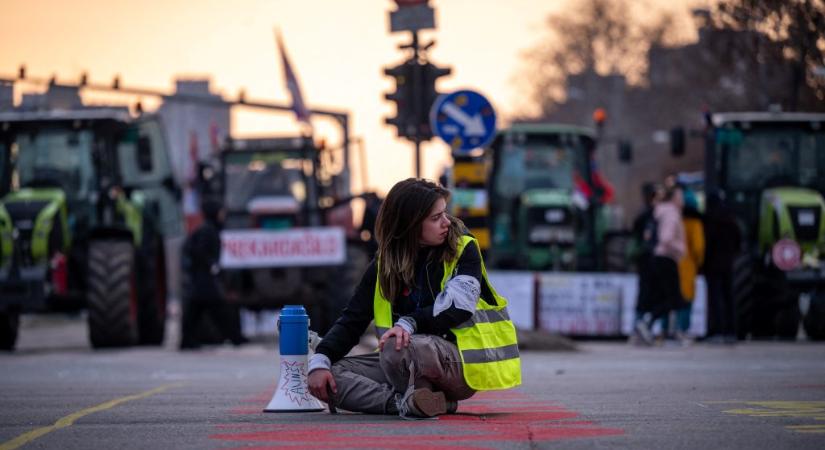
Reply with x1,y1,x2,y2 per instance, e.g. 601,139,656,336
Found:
803,292,825,341
137,237,167,345
774,300,801,340
0,309,20,351
87,239,139,348
733,253,756,340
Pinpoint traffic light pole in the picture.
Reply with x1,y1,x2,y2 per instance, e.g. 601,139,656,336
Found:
384,22,449,179
411,31,422,178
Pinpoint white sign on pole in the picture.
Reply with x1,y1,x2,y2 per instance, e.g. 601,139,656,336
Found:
220,227,345,269
389,4,435,32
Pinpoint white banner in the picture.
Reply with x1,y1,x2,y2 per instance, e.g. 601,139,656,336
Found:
480,270,708,337
487,271,535,330
539,273,626,336
220,227,345,269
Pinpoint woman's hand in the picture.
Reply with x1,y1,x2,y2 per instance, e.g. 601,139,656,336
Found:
379,325,410,351
307,369,336,403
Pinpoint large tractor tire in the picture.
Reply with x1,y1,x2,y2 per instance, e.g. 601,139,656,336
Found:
137,237,167,345
87,239,139,348
0,309,20,351
774,300,801,340
803,292,825,341
732,253,756,340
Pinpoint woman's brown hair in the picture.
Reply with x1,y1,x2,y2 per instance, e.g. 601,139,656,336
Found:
374,178,464,303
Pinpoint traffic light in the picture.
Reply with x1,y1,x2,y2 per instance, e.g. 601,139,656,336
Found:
384,60,416,139
618,139,633,163
670,127,685,157
384,59,452,141
420,62,451,139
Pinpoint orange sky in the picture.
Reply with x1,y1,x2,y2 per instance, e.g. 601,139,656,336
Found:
0,0,702,195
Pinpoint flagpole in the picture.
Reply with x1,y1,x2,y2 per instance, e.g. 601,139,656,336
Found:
274,29,350,196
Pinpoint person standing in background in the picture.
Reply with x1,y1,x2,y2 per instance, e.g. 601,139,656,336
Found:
179,199,247,350
703,191,742,343
676,185,705,345
630,182,661,345
635,184,686,345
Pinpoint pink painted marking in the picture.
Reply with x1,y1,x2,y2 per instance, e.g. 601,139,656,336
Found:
211,390,624,448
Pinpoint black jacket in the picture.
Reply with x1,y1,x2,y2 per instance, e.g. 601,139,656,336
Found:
703,208,742,274
181,220,223,303
316,240,490,364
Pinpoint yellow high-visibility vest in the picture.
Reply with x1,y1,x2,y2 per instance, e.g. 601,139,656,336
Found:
374,235,521,390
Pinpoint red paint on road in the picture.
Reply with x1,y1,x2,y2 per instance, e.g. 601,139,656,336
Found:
212,390,624,449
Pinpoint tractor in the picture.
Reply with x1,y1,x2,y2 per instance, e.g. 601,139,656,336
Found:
476,123,622,271
695,112,825,340
214,136,374,335
0,105,181,350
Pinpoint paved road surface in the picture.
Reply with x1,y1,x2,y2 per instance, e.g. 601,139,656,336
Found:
1,314,824,449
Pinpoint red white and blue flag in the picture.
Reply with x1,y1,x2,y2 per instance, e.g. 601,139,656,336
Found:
275,30,312,131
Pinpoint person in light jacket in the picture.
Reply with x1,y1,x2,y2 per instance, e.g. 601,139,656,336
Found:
634,184,686,345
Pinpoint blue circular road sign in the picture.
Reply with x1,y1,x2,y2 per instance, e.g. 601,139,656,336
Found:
429,89,496,153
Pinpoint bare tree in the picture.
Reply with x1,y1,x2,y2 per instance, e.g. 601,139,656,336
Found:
713,0,825,110
520,0,680,117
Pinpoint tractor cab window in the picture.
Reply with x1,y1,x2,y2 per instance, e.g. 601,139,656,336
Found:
722,127,825,192
495,133,581,199
15,129,95,201
224,151,307,214
798,131,825,190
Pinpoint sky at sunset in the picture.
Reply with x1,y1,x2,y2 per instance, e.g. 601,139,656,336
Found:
1,0,702,195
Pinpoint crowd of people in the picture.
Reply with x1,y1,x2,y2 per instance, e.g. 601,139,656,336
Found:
630,176,742,346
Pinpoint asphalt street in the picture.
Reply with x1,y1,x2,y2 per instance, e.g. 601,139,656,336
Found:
1,314,824,449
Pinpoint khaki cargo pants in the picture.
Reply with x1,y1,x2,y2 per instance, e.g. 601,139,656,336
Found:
330,334,476,414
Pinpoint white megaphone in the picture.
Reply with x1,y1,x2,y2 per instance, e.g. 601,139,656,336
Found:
264,305,325,412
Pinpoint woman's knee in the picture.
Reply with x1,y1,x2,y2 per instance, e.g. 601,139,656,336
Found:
385,336,444,376
379,337,408,367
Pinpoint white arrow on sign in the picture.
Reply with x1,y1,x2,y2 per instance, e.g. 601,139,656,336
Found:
442,102,486,137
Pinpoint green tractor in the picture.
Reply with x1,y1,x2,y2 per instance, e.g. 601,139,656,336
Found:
483,123,620,271
700,112,825,340
0,107,181,350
